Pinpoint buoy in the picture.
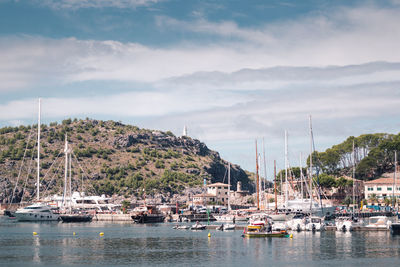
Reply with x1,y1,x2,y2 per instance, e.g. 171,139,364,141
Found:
290,234,293,239
208,232,211,238
73,232,76,236
99,232,104,236
33,232,37,236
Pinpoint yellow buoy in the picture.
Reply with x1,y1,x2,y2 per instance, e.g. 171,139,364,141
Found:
208,232,211,238
290,234,293,239
73,232,76,236
99,232,104,236
33,232,37,236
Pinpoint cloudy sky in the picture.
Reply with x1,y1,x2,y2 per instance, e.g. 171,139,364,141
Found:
1,0,400,177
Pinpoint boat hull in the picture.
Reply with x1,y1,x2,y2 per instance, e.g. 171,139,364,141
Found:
131,214,165,223
243,231,288,238
15,212,59,222
390,223,400,235
60,214,93,223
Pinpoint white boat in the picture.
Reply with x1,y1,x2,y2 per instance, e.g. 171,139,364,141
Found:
248,213,269,226
191,221,206,230
223,223,236,231
366,216,392,229
15,100,59,222
305,216,325,231
286,214,307,231
214,214,235,222
268,212,294,222
15,203,59,221
173,225,190,230
46,191,120,213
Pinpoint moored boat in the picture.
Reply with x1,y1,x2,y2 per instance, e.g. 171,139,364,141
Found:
131,205,165,223
390,222,400,235
242,225,289,238
15,203,59,222
60,213,93,223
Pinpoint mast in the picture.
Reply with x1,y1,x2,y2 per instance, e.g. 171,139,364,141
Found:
300,152,303,201
228,162,231,211
309,115,313,213
285,130,288,208
352,141,356,215
274,160,277,211
37,98,41,201
255,139,260,210
63,135,68,207
69,148,72,213
394,151,397,208
262,137,268,210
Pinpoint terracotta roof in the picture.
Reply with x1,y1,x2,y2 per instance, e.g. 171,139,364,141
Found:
207,182,229,187
365,177,400,185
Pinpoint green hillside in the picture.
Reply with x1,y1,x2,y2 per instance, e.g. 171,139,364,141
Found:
0,119,253,203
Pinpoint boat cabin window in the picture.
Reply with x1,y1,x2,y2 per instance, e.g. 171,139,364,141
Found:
25,207,42,210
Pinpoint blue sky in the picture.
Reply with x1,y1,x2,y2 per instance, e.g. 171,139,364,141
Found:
1,0,400,177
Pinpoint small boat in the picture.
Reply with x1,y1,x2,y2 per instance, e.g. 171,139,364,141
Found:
390,222,400,235
366,216,391,229
60,213,93,223
223,223,236,231
191,222,207,230
243,225,289,238
173,225,190,230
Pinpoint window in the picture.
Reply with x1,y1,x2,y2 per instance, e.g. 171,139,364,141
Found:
368,187,373,191
377,187,382,191
218,187,221,189
388,187,392,191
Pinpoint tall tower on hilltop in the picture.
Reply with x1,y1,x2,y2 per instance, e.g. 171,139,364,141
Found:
183,125,188,137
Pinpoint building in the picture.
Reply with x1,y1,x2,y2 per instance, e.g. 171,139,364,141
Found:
364,177,400,200
192,193,217,205
207,182,230,204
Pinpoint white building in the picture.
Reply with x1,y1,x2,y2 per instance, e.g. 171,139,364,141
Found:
364,177,400,200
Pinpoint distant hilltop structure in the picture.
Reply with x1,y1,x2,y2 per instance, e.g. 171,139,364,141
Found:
183,125,188,137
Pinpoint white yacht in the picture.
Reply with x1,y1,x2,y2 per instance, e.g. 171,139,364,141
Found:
46,191,120,213
15,203,59,221
304,216,325,231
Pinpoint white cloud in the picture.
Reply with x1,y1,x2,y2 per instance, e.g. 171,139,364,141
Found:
38,0,161,9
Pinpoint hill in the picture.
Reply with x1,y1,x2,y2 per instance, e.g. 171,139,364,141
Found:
0,119,253,203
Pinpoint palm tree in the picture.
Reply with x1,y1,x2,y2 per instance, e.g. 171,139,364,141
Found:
369,193,378,205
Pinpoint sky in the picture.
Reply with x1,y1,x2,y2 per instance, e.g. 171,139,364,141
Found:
1,0,400,178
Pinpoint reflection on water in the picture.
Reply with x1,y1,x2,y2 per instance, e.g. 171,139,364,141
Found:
1,219,400,266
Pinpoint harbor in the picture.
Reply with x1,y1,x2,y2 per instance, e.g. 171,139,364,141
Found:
2,218,400,267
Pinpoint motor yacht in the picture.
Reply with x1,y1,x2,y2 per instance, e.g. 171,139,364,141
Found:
15,203,59,221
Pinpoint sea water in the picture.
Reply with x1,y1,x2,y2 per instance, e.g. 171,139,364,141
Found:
1,217,400,266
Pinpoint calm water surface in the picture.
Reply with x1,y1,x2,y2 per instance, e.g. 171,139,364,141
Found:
1,217,400,266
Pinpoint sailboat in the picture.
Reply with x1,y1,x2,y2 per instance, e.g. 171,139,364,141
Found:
15,99,60,222
59,136,92,223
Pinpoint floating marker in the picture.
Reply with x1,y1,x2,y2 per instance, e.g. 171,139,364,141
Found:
99,232,104,236
73,232,76,236
33,232,37,236
208,232,211,238
290,234,293,239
